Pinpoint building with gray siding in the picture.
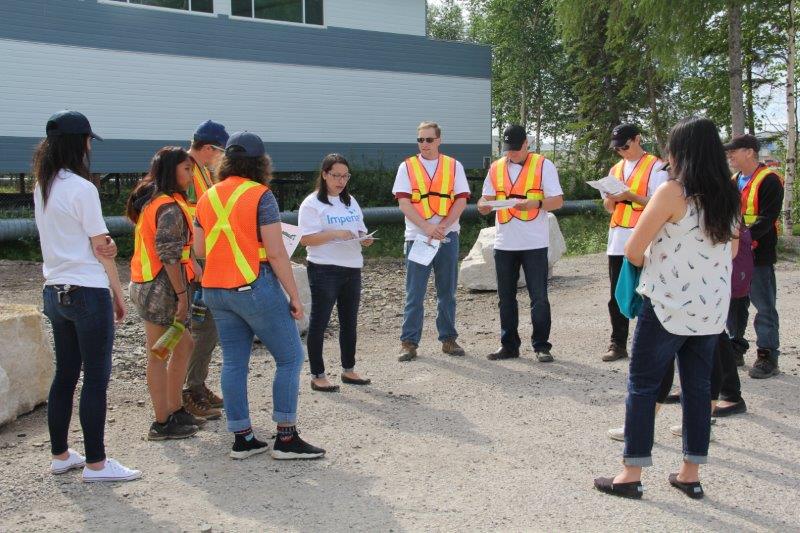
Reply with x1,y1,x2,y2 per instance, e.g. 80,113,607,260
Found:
0,0,491,173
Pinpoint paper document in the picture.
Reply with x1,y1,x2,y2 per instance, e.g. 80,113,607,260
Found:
586,176,629,196
484,199,519,210
340,230,379,243
407,235,440,266
281,223,302,257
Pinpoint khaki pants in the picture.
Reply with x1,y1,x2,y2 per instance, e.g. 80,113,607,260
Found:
185,306,219,392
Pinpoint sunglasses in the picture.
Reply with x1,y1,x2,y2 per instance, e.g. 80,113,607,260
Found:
417,137,439,144
614,144,630,152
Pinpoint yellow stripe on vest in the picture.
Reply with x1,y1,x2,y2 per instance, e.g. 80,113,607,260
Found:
205,181,261,285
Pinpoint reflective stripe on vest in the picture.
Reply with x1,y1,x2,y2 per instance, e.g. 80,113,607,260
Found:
197,177,269,289
405,154,456,219
490,153,545,224
130,193,193,283
609,153,660,229
171,194,195,281
739,165,784,232
188,163,213,217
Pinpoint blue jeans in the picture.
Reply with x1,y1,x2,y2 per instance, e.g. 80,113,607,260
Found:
494,247,552,352
624,298,716,466
401,232,459,345
42,286,114,464
203,264,305,431
306,262,361,376
727,265,780,362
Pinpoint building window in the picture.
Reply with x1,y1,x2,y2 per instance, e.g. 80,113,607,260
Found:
231,0,324,25
108,0,214,13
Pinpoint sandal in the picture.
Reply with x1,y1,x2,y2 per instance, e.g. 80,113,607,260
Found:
310,381,340,393
593,477,643,499
341,374,371,385
668,473,703,499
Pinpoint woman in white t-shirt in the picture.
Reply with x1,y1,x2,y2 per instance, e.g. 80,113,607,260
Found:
298,154,373,392
33,110,140,482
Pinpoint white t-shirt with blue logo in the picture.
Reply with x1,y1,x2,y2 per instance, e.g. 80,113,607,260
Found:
298,193,368,268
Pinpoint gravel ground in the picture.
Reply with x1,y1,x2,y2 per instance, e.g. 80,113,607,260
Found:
1,254,799,532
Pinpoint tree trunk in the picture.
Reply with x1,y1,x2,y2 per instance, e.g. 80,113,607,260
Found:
727,0,746,136
784,0,796,234
553,133,558,161
745,56,756,134
520,85,527,128
645,66,667,157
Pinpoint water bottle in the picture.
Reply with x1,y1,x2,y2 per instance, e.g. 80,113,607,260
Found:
150,319,186,360
191,288,207,324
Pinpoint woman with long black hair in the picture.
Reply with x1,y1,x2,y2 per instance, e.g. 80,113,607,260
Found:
34,110,141,482
594,117,740,500
298,153,373,392
127,147,203,441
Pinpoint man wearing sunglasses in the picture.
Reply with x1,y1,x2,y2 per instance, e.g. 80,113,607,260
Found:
392,121,471,362
602,123,667,362
182,120,229,422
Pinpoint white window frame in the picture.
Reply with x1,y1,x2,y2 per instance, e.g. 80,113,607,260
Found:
229,0,324,27
99,0,217,17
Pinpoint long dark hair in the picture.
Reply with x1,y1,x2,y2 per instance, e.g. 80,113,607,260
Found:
215,154,272,185
126,146,190,223
316,153,351,206
666,117,740,244
32,134,92,206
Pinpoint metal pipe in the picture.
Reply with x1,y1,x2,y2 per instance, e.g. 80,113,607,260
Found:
0,200,602,241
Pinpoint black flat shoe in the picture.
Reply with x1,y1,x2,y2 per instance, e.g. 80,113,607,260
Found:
487,347,519,360
712,399,747,417
668,473,703,499
310,381,340,393
663,392,681,404
341,375,371,385
593,477,643,499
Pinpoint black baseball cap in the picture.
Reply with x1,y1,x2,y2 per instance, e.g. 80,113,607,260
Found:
502,125,528,151
225,131,265,158
46,110,103,141
193,120,229,147
609,123,640,148
723,134,760,152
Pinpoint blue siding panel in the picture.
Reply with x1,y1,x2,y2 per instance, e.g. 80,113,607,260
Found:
0,0,491,79
0,137,492,173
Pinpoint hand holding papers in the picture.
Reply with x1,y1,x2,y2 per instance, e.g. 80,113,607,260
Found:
483,199,519,211
408,234,440,266
340,230,379,243
586,176,629,197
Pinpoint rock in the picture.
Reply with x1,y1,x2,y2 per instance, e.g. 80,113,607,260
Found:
0,304,54,427
459,213,566,291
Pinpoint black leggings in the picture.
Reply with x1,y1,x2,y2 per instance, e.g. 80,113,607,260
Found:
657,332,733,403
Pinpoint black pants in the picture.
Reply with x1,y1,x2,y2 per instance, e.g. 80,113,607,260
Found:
42,286,114,463
306,262,361,377
608,255,629,346
656,332,740,403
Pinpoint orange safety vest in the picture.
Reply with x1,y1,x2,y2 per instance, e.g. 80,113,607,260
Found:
490,153,545,224
609,153,660,229
130,193,194,283
195,176,269,289
736,164,785,234
188,162,214,216
405,154,456,220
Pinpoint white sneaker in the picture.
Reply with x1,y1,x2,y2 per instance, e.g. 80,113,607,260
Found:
670,424,716,442
607,426,625,442
82,458,142,483
51,449,86,474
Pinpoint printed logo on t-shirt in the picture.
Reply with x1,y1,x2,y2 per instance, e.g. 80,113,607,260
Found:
326,207,361,226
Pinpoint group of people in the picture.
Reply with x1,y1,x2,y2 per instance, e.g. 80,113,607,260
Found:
32,109,784,499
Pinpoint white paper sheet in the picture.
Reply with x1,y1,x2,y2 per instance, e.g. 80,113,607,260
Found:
407,235,440,266
483,199,519,210
586,176,630,196
281,223,302,257
340,230,379,243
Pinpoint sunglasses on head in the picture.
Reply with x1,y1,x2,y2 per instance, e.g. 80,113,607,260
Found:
417,137,438,144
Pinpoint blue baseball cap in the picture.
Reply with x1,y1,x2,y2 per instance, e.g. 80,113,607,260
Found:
193,120,229,147
225,132,265,158
46,110,103,141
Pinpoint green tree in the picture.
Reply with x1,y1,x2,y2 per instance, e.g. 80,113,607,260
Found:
427,0,467,41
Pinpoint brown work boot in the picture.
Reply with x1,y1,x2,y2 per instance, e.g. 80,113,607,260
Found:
442,338,466,357
397,341,418,362
202,383,224,408
182,390,222,420
602,342,628,362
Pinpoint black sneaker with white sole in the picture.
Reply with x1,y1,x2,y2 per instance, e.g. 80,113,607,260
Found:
271,431,325,460
147,415,198,441
230,436,269,460
171,407,207,427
